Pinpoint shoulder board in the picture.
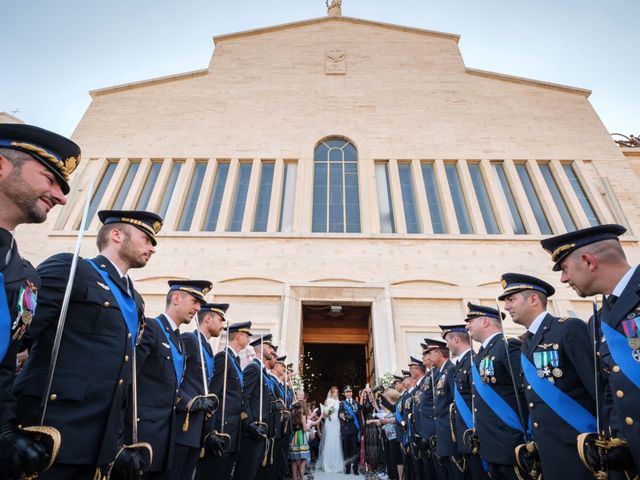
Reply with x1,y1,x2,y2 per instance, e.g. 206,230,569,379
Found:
558,317,568,323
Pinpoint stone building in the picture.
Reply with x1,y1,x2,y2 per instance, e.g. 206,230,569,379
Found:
13,11,639,397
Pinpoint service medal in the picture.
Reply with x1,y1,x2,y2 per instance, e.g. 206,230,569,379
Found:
490,377,497,384
21,311,32,325
536,370,545,378
552,368,563,378
628,337,640,349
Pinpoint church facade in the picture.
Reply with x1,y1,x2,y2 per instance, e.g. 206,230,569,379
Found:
15,13,639,387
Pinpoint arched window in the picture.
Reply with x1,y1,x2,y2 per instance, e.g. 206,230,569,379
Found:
312,137,361,233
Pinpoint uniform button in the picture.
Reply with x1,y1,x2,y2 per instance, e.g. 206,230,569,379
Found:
616,390,624,398
128,333,132,339
526,385,532,390
528,403,534,408
118,379,124,385
474,408,477,413
472,394,476,399
533,422,539,429
166,356,170,360
50,394,57,401
104,301,110,307
124,355,129,362
612,365,621,373
626,417,634,426
137,417,140,422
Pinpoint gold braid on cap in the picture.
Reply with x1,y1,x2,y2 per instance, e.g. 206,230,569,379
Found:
11,142,79,179
551,243,576,262
120,217,161,237
176,287,206,300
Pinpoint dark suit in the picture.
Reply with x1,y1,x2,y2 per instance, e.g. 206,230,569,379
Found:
521,313,595,480
339,398,362,474
197,348,243,480
434,360,464,480
270,377,290,480
414,371,446,480
134,314,183,477
169,331,212,480
473,334,524,480
595,267,640,471
13,254,141,477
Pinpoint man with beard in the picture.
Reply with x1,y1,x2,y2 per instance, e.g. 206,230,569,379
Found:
13,209,162,479
541,225,640,475
197,321,252,480
0,124,77,479
339,385,362,476
169,302,225,480
135,280,211,479
270,355,291,480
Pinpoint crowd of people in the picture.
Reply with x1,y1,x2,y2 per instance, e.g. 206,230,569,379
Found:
0,121,639,480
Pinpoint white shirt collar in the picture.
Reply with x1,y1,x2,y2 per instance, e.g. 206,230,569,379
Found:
456,349,471,363
163,313,179,332
227,345,239,357
105,256,127,279
482,332,501,349
528,311,549,335
611,265,638,297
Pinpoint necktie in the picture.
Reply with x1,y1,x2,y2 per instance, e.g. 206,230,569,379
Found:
174,329,183,353
122,276,132,296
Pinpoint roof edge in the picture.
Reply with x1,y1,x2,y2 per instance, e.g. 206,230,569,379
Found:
213,15,460,44
90,68,209,98
466,68,591,97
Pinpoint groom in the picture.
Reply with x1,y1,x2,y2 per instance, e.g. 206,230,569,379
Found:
338,386,362,475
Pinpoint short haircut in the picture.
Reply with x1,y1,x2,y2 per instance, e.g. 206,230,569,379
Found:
580,239,627,264
449,331,470,344
96,222,132,251
165,289,187,307
0,148,30,168
521,289,548,309
228,332,239,341
438,347,450,358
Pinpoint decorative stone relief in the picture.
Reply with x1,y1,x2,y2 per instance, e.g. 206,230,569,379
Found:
325,48,346,75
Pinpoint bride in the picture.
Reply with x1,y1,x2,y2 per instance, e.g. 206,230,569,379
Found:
317,386,345,473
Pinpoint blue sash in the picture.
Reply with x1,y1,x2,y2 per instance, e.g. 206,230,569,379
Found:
87,260,138,348
227,349,243,384
273,378,284,398
263,369,275,394
196,333,214,382
0,273,10,361
521,353,596,433
342,401,361,436
155,317,184,385
601,321,640,389
453,384,473,429
472,362,527,434
395,400,402,423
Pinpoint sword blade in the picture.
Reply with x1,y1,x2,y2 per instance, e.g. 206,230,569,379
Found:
221,331,229,434
193,312,209,396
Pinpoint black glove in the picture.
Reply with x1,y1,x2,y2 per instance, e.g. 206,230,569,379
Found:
585,438,635,472
245,422,267,441
0,422,48,479
204,431,228,457
419,437,430,456
190,396,218,413
110,448,144,480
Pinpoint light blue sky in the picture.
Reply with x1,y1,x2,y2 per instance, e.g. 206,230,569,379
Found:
3,0,638,138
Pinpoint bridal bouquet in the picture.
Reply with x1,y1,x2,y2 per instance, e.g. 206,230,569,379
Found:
326,406,336,421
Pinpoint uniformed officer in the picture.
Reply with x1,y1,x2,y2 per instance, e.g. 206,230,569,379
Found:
233,333,277,480
541,225,639,474
339,385,362,475
405,357,425,480
169,302,225,480
441,324,489,480
135,280,211,479
13,209,162,479
464,303,525,480
0,124,77,478
430,337,464,480
197,321,252,480
270,355,291,480
499,272,596,480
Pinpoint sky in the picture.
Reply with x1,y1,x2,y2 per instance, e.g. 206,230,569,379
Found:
2,0,638,138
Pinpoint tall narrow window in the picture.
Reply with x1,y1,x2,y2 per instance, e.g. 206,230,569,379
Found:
398,163,420,233
178,162,207,231
375,162,395,233
136,161,162,210
468,164,499,234
228,162,253,232
494,163,526,234
312,138,360,233
563,164,600,226
203,162,230,232
253,162,275,232
420,163,446,233
278,162,297,233
445,163,473,234
84,161,118,228
158,161,183,219
516,164,552,234
539,164,576,231
112,161,140,210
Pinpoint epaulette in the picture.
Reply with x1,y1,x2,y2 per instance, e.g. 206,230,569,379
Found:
558,317,568,323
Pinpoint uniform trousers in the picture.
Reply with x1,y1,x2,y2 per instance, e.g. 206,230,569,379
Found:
488,463,518,480
166,444,199,480
196,452,236,480
441,456,464,480
464,454,489,480
232,435,266,480
39,464,95,480
341,432,359,473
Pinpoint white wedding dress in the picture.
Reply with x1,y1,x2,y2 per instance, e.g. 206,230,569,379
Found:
317,396,345,473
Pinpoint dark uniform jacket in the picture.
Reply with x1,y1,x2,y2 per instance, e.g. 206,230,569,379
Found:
13,254,140,466
452,350,474,455
175,331,212,449
241,359,274,431
434,359,458,457
594,266,640,470
522,313,596,480
134,313,183,472
473,333,526,466
338,398,362,436
0,228,40,425
414,371,437,442
207,347,243,454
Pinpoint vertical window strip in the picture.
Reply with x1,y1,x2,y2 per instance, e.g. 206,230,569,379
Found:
420,163,446,234
203,162,230,231
312,161,327,232
344,160,361,233
563,164,600,226
515,164,552,234
136,161,162,210
468,164,499,234
111,162,140,210
445,163,473,234
538,164,576,232
228,162,253,232
84,161,118,229
375,162,395,233
178,162,207,231
493,163,526,234
398,163,420,233
278,162,297,232
252,162,275,232
158,161,183,220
